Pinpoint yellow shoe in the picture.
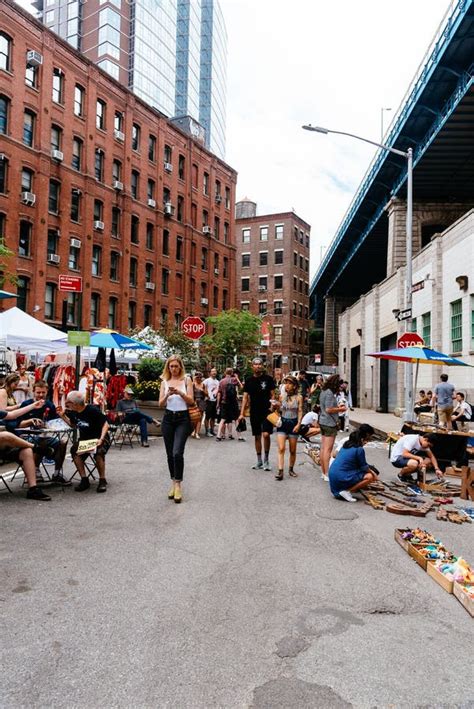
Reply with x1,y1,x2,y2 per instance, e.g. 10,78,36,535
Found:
174,487,182,504
168,486,175,500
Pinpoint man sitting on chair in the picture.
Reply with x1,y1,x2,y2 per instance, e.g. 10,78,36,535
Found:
57,391,110,493
116,386,160,447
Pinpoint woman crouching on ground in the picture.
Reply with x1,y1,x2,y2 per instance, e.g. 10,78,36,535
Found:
328,424,378,502
159,355,194,503
275,375,303,480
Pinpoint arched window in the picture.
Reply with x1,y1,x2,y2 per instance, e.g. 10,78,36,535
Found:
0,94,10,134
0,33,12,72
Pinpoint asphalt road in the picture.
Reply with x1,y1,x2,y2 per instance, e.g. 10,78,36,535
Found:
1,431,473,708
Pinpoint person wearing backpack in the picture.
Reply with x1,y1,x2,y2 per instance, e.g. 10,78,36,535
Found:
452,392,472,431
216,367,240,441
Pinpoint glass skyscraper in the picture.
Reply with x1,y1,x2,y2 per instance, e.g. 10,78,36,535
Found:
33,0,227,157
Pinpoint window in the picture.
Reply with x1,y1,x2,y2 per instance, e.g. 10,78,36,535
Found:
451,299,462,352
48,180,60,213
110,250,120,280
128,301,136,329
163,187,171,205
300,230,304,244
274,326,282,344
163,229,169,256
161,308,168,324
241,277,250,292
191,240,196,265
145,262,153,283
0,33,12,72
299,303,303,318
191,203,197,227
192,164,198,189
164,144,172,164
131,170,139,199
275,250,283,265
223,289,228,309
214,216,220,239
148,134,156,162
108,297,117,328
45,283,56,320
17,276,29,313
72,137,82,170
96,99,106,130
129,257,138,287
90,293,100,327
242,253,250,268
178,154,185,180
294,226,299,241
19,220,32,256
131,215,139,244
25,61,39,90
0,95,10,134
144,304,152,327
69,242,80,269
274,300,283,315
114,111,123,132
225,186,230,209
293,301,297,315
258,301,267,316
0,159,7,193
275,224,283,240
112,159,122,182
305,282,309,295
70,189,81,221
422,312,431,348
52,68,63,104
177,196,184,221
299,279,303,293
213,286,219,309
66,292,78,325
111,207,120,237
274,275,283,290
21,168,33,192
147,179,155,201
162,268,169,294
260,226,268,241
241,301,250,311
23,110,35,147
176,235,184,261
51,124,62,151
202,209,208,226
224,221,229,244
214,253,219,272
293,251,298,266
74,84,85,116
259,251,268,266
292,327,296,343
299,255,304,270
201,247,208,270
146,223,154,250
203,171,209,195
305,258,309,272
410,318,417,333
176,273,183,299
94,149,104,181
93,199,103,221
242,228,250,244
132,123,140,151
223,257,228,279
92,245,102,276
258,276,267,291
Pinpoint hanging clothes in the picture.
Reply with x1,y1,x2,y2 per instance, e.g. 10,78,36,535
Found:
94,348,107,372
109,349,117,376
106,374,127,410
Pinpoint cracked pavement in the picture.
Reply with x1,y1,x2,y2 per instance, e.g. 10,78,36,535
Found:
1,433,473,707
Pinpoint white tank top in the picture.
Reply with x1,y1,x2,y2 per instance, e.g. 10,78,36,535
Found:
163,378,188,411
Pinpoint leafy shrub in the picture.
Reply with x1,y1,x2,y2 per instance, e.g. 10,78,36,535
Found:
133,380,161,401
137,357,164,383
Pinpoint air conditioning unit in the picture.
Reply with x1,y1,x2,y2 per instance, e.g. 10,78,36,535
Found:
114,129,125,142
113,180,123,191
51,149,63,161
27,50,43,66
47,254,60,264
145,282,155,291
202,226,212,235
258,285,267,291
164,162,173,173
200,298,208,306
70,238,81,248
215,195,222,204
0,153,5,161
214,268,219,275
94,220,104,231
164,202,174,216
147,198,156,208
21,191,36,205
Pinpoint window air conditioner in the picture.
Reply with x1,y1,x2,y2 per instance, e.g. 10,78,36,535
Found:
21,191,36,205
51,149,63,161
202,226,212,234
27,50,43,66
48,254,60,264
258,285,267,291
114,129,125,142
200,298,208,305
164,162,173,173
94,220,104,231
214,268,219,275
215,195,222,204
0,154,6,161
145,282,155,291
147,198,156,208
70,238,81,248
164,202,174,216
113,180,123,190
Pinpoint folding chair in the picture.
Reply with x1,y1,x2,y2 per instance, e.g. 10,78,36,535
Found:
116,421,141,449
69,452,98,482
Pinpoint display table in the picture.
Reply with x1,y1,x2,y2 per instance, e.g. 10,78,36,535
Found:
401,423,471,470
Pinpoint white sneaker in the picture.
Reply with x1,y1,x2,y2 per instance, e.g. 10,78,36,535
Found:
339,490,356,502
321,474,329,482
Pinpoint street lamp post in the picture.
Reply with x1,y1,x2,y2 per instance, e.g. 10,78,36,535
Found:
303,124,414,420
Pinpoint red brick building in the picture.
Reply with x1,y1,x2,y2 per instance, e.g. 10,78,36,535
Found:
235,201,311,373
0,0,236,333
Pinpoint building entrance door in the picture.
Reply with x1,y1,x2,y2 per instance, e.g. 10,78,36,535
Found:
379,333,398,412
350,345,360,407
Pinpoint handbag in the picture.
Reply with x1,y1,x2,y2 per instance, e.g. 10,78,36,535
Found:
236,418,247,433
188,404,202,425
266,411,281,427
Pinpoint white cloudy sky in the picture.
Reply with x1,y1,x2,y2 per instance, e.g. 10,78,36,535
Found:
18,0,450,276
223,0,450,275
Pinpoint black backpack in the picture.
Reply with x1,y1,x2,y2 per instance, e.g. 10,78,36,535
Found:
225,380,237,404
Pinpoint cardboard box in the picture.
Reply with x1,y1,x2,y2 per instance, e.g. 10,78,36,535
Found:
408,543,438,571
427,563,454,593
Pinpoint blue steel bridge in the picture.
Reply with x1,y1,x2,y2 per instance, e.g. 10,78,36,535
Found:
310,0,474,329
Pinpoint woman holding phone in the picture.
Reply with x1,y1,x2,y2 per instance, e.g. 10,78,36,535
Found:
158,355,194,503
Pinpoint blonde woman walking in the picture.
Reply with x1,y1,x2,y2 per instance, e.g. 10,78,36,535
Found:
274,375,303,480
158,356,194,503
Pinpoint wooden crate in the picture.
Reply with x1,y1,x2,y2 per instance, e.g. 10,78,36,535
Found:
453,582,474,617
427,563,454,593
394,529,412,552
408,543,438,571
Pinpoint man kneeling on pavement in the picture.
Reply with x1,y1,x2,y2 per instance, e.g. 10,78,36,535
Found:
57,391,110,493
390,432,443,483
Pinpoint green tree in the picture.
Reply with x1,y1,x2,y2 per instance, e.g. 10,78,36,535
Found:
202,310,261,365
0,242,17,288
131,325,200,370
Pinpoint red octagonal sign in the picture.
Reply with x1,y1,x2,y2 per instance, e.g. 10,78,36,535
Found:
182,316,206,340
397,332,424,349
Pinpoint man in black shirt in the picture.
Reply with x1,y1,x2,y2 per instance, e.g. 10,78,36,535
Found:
238,358,275,471
58,391,110,493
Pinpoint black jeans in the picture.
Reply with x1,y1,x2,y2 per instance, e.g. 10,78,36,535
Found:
123,411,153,443
161,410,191,481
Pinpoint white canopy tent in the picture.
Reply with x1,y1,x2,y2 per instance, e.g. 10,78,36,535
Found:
0,307,71,353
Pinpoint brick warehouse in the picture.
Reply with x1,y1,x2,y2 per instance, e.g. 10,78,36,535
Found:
0,0,236,333
235,200,310,373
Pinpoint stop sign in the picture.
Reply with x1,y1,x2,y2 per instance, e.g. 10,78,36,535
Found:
182,316,206,340
397,332,424,349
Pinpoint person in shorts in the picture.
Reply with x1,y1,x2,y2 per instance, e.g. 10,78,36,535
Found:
299,408,321,442
274,375,303,480
318,375,347,482
238,358,275,471
390,432,443,482
434,374,455,430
